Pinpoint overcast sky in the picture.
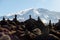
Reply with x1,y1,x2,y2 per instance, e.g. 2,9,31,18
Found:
0,0,60,16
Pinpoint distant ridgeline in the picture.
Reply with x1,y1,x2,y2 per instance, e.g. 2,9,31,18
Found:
0,15,60,40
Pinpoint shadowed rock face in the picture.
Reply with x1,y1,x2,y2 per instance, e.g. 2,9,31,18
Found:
0,15,60,40
47,34,60,40
55,19,60,30
32,28,42,35
0,32,11,40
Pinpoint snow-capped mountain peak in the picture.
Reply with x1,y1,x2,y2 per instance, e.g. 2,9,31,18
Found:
0,8,60,23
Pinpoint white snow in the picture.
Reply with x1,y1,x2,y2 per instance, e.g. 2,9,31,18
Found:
0,8,60,23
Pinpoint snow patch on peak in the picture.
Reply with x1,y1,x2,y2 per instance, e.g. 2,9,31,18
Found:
44,15,49,19
0,8,60,23
33,9,40,15
41,18,48,23
6,8,33,16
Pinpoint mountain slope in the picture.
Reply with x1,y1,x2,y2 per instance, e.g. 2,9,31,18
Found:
0,8,60,23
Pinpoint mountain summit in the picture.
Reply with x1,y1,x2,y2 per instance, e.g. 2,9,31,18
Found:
0,8,60,23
